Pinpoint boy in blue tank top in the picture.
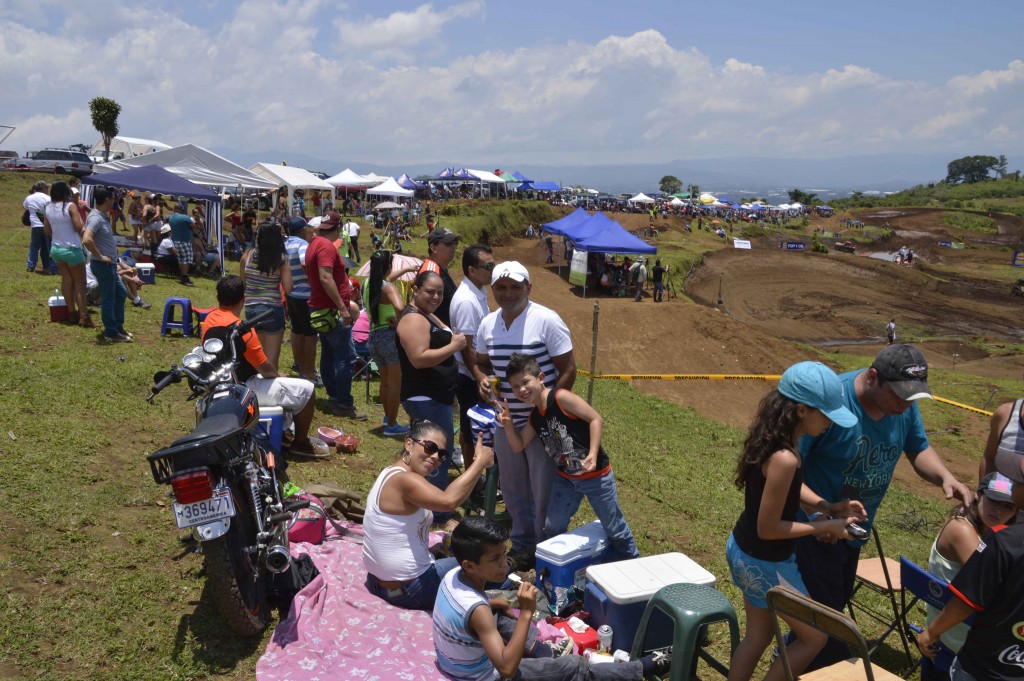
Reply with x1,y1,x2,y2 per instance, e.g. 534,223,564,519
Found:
498,354,639,561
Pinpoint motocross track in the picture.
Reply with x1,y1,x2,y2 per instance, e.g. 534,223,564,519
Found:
489,206,1024,500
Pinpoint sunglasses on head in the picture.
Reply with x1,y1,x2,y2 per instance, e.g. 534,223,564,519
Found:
414,439,449,461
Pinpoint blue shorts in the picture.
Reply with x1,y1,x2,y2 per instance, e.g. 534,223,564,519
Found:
726,532,808,609
244,303,286,334
51,244,86,266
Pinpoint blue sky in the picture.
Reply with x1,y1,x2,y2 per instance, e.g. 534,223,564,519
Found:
2,0,1021,170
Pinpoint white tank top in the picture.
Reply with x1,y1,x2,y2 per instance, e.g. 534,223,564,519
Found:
44,202,81,248
925,518,973,652
361,465,434,580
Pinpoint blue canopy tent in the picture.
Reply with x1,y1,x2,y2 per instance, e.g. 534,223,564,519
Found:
512,171,532,183
530,181,562,192
81,164,225,275
396,173,423,189
542,207,591,237
574,223,657,255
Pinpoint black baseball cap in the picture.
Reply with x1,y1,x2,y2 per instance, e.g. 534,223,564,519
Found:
427,227,460,245
870,344,932,401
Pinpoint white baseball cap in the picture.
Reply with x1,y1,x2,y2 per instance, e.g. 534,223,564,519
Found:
491,261,530,284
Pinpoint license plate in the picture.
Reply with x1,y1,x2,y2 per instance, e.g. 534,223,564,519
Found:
173,488,236,529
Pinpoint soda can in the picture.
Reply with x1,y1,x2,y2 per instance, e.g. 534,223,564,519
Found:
597,624,613,652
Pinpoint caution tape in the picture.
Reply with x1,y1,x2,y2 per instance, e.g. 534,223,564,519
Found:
579,371,994,416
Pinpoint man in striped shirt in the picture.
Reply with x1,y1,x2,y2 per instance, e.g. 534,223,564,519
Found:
284,216,318,384
475,261,576,570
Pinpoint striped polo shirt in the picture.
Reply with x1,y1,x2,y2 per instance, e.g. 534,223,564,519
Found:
284,236,310,300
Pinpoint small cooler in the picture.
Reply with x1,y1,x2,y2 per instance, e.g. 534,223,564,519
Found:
535,521,613,614
584,552,717,652
136,263,156,285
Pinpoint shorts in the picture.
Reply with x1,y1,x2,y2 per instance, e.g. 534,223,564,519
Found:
245,375,314,415
50,244,86,266
144,222,161,234
726,532,808,609
245,303,286,334
368,326,400,365
173,240,194,265
286,296,315,336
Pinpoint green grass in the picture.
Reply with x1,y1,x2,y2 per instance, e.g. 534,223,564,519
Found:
940,211,997,234
0,170,1016,679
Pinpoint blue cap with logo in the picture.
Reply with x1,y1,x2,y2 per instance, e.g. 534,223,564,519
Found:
778,361,858,428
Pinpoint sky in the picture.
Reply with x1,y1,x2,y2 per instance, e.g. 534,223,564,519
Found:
2,0,1022,171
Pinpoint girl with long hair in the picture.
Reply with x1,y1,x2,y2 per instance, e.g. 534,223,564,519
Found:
241,222,292,367
43,181,92,327
726,362,862,681
362,250,418,436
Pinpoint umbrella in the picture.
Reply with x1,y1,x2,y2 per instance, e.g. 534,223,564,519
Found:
375,201,403,210
356,253,423,282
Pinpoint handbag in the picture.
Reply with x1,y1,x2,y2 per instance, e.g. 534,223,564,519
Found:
309,307,339,333
22,209,31,227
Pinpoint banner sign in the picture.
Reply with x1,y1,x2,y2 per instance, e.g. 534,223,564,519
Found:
569,249,588,286
781,241,806,250
733,239,752,250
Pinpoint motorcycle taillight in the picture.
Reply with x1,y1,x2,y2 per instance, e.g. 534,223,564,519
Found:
171,469,214,504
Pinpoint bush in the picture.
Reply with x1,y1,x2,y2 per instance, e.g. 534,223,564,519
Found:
811,235,829,253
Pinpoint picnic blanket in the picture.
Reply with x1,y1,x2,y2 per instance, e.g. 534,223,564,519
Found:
256,522,446,681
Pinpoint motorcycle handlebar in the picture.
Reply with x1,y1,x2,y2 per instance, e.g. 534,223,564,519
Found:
148,368,181,402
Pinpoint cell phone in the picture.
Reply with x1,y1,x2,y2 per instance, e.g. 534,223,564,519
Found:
846,523,868,540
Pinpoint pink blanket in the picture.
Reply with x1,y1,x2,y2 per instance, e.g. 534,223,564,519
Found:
256,523,446,681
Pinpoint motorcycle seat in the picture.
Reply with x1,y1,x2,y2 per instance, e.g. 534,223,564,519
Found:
170,413,245,448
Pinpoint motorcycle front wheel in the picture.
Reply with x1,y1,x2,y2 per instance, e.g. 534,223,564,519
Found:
203,482,269,636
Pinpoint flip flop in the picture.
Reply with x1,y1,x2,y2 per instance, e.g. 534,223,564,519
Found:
288,438,331,460
317,426,345,446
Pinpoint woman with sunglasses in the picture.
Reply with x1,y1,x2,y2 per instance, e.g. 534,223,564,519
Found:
362,420,494,610
396,270,466,507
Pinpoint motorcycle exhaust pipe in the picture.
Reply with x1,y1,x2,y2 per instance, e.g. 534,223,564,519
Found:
265,544,292,574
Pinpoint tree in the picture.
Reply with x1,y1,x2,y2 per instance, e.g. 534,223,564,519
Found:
945,155,999,184
995,155,1009,179
788,188,820,205
89,97,122,162
686,183,700,199
659,175,683,195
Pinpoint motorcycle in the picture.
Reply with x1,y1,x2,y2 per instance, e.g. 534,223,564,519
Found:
146,311,307,636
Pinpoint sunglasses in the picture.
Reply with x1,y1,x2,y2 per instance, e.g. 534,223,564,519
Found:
414,439,449,461
473,261,496,271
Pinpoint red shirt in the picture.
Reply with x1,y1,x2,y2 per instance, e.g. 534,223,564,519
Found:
304,233,351,309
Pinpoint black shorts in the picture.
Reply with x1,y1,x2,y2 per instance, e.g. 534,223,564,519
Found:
287,296,315,336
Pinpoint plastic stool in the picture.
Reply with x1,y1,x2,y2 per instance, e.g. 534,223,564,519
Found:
192,305,215,335
161,297,193,337
629,582,740,680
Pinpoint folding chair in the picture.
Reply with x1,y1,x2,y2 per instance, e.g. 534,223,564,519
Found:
898,555,975,679
766,586,903,681
352,340,377,403
847,525,915,666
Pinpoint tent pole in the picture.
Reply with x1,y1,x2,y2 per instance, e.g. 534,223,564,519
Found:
586,301,599,405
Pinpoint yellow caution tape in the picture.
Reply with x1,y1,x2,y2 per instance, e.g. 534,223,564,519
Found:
579,371,994,416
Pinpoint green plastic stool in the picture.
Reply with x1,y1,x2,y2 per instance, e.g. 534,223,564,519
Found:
629,582,740,680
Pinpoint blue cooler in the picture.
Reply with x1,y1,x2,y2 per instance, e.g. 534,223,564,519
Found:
584,552,717,653
257,405,285,454
136,263,156,285
535,521,613,614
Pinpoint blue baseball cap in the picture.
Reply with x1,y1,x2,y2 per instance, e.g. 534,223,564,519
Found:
778,361,858,428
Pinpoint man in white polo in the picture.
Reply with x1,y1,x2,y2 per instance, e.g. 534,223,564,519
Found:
475,261,576,571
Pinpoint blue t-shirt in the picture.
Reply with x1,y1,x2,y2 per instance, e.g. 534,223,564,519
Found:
798,369,929,547
168,213,194,242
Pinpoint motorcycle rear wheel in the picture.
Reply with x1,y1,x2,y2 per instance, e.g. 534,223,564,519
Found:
203,483,269,636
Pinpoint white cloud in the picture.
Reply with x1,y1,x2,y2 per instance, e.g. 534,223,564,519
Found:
2,5,1022,167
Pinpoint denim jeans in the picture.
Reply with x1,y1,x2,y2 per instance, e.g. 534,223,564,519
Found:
514,656,645,680
494,429,556,554
544,472,639,561
90,259,127,337
28,227,55,273
950,657,976,681
318,317,355,407
401,398,454,495
364,557,459,611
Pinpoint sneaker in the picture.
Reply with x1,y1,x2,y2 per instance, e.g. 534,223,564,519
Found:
325,402,368,420
118,329,134,339
314,371,324,388
132,298,152,309
107,333,132,343
641,646,673,679
550,637,574,658
180,277,195,287
383,422,411,437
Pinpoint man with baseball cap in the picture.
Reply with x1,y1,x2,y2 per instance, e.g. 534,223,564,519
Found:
791,344,972,668
418,227,460,326
304,211,366,420
474,261,576,571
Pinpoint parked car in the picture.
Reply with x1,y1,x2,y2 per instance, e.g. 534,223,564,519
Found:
9,148,94,177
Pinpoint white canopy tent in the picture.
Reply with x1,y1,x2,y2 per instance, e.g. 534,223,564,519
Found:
366,177,414,198
95,143,278,190
326,168,375,188
248,163,334,216
362,172,388,184
670,197,685,206
467,169,510,198
628,193,655,204
89,136,171,162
